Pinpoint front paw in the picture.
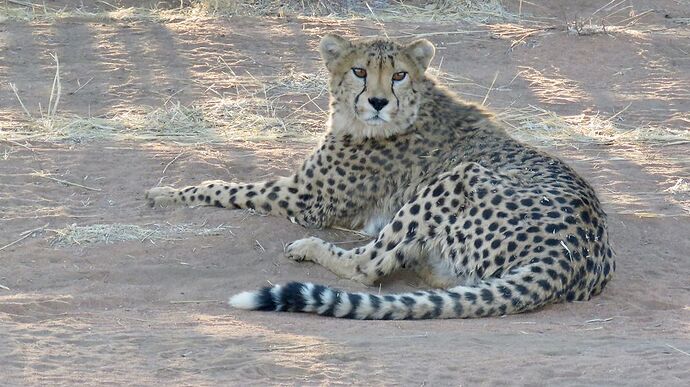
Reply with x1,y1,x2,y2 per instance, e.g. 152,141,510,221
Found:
145,186,179,207
284,237,325,262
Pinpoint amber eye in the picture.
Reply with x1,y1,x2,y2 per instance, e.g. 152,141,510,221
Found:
352,68,367,78
392,71,407,82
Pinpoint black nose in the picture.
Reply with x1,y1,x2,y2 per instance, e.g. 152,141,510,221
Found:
368,97,389,111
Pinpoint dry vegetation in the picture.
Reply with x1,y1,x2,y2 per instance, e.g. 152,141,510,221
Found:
50,222,236,247
3,1,684,146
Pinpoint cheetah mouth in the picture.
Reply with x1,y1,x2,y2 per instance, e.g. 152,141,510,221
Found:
365,115,388,125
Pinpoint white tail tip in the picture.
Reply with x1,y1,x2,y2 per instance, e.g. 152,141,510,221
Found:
229,291,258,309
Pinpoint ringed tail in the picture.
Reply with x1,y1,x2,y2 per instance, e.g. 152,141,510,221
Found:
229,279,547,320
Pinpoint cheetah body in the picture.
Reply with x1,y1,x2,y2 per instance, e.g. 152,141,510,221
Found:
147,34,614,319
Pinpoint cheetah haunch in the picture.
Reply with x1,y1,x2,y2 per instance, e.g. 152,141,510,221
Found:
146,34,615,319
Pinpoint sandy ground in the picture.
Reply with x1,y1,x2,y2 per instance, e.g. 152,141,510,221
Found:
1,1,690,385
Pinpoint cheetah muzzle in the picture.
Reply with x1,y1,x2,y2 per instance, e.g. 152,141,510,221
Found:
146,34,615,319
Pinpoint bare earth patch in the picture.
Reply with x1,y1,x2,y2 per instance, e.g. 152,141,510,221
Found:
1,1,689,385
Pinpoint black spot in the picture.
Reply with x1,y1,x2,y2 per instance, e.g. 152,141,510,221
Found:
480,289,494,304
545,238,560,246
497,286,512,299
392,221,403,232
428,294,444,318
432,185,445,197
520,198,534,206
410,204,420,215
407,221,418,238
464,292,477,303
537,280,551,291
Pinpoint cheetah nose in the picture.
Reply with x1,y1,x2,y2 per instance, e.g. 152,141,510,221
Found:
368,97,389,111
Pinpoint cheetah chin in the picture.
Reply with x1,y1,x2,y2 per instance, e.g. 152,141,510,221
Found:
148,34,614,319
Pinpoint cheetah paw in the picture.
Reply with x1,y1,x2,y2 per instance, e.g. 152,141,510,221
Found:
284,237,324,262
145,186,180,207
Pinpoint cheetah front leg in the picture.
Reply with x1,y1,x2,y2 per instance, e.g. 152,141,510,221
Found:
284,162,508,288
145,176,323,228
284,166,473,285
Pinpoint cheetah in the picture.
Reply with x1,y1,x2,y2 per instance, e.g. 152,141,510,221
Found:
146,34,615,319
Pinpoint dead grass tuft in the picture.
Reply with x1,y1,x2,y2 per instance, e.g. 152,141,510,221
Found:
369,0,518,23
497,105,690,146
50,222,235,246
664,179,690,194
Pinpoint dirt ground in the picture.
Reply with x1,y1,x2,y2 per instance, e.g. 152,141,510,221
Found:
1,1,689,385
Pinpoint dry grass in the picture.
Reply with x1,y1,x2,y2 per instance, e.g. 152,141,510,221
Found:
664,179,690,194
564,0,655,36
1,1,519,23
496,105,690,146
367,1,518,23
50,222,235,247
3,59,326,143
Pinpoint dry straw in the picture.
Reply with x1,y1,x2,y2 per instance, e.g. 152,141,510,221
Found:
496,105,690,146
50,222,236,247
2,1,520,23
3,61,327,143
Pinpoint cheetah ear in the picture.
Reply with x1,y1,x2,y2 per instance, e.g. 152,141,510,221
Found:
319,34,350,69
405,39,435,70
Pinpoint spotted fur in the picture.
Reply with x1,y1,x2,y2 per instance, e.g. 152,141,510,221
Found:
147,34,615,319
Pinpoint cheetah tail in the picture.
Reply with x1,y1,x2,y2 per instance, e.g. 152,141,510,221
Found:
229,281,528,319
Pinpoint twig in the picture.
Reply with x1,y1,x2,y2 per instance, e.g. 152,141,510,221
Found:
250,343,327,352
585,317,613,323
70,77,94,95
481,71,499,106
331,225,371,238
97,0,118,9
162,151,185,175
0,284,10,291
0,223,49,252
32,171,102,191
47,53,61,118
380,333,429,340
665,344,690,357
6,139,36,153
255,239,266,252
6,0,45,7
9,83,32,119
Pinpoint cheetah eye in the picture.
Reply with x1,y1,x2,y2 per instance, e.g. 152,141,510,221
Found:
392,71,407,82
352,68,367,78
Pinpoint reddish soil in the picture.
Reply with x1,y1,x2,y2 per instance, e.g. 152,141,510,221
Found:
1,1,689,385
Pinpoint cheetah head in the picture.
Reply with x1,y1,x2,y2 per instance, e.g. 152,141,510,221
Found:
319,34,435,139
